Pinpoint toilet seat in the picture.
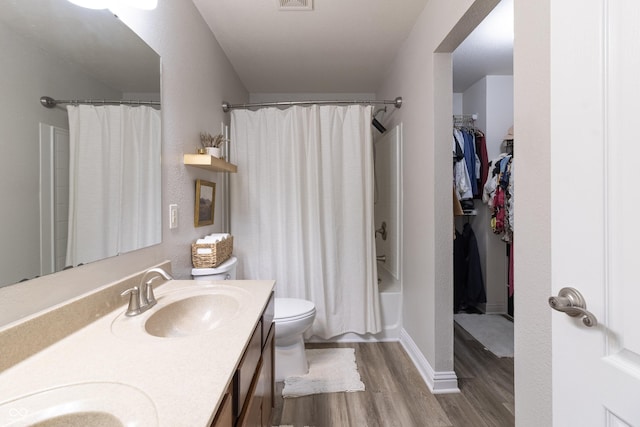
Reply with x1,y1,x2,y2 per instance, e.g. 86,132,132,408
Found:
274,298,315,322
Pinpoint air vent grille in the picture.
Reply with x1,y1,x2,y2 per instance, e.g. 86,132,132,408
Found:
278,0,313,11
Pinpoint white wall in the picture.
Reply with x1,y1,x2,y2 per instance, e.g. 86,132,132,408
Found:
0,23,122,286
462,77,487,131
485,75,513,159
458,75,513,314
452,93,463,115
378,0,550,420
376,0,501,378
0,1,248,326
513,0,552,424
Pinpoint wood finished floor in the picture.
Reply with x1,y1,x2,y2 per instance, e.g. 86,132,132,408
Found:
272,323,514,427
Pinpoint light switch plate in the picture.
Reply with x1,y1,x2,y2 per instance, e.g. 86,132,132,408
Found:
169,204,178,229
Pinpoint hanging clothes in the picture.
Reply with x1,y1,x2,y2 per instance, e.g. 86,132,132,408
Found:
461,130,478,195
474,130,489,197
453,129,473,204
453,126,486,210
483,153,514,241
454,223,487,312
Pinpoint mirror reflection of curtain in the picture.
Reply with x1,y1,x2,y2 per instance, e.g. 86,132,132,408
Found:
65,105,161,266
230,105,381,339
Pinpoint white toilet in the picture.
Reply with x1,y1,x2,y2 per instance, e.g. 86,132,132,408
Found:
191,256,238,281
273,297,316,381
191,256,316,382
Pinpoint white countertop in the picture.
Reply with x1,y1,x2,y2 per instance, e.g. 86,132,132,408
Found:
0,279,275,427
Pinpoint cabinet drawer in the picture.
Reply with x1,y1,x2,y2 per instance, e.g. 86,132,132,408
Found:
234,319,262,419
237,358,264,427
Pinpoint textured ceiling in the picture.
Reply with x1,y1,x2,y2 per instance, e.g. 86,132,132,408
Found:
1,0,160,94
453,0,513,92
7,0,512,97
193,0,513,95
192,0,430,93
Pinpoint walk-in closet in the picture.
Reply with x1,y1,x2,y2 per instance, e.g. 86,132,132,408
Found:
451,0,514,363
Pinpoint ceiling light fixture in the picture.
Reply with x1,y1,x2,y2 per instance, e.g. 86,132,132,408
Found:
278,0,313,11
67,0,157,10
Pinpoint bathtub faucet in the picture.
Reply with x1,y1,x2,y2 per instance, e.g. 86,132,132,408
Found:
375,221,387,240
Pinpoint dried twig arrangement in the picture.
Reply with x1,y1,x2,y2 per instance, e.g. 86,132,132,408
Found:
200,132,226,148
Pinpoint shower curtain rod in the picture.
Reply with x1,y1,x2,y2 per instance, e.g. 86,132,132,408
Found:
221,96,402,112
40,96,160,109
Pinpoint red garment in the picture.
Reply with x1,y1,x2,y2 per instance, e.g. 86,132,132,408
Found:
493,186,506,234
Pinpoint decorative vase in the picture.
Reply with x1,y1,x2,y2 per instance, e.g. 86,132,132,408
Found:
205,147,221,158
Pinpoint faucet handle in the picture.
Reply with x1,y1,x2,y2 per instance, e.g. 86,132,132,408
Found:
121,286,141,317
145,278,159,307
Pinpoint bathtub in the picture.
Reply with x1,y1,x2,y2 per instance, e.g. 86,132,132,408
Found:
307,264,402,343
374,264,402,341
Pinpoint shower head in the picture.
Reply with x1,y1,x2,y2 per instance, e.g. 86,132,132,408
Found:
372,117,387,134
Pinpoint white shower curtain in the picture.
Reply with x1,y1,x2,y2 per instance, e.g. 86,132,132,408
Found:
65,105,161,266
230,105,381,339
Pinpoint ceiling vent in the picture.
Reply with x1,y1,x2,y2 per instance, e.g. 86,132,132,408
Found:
278,0,313,11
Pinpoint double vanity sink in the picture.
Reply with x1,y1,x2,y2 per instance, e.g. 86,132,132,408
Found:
0,273,275,426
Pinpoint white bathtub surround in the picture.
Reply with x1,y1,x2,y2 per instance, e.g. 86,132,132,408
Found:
66,105,162,266
230,105,381,339
374,124,403,341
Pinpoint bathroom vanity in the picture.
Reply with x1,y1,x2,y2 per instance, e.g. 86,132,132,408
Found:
0,268,275,427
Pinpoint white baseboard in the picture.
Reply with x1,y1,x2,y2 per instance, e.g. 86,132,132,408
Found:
399,328,459,394
484,302,507,314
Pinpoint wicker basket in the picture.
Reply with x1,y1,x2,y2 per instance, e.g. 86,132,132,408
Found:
191,236,233,268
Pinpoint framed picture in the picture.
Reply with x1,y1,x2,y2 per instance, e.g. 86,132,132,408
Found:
194,179,215,227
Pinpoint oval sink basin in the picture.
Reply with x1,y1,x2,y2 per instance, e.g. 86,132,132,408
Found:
0,382,157,427
145,293,240,338
111,284,251,339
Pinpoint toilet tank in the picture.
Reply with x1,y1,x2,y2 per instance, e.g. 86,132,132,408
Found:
191,256,238,280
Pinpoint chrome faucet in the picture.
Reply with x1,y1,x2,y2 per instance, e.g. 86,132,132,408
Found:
121,267,173,316
375,221,387,240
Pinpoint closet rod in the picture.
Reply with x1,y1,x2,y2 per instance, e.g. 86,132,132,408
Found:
40,96,160,108
221,96,402,112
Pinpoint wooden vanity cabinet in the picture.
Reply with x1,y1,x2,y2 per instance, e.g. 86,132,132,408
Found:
259,323,275,426
209,388,233,427
235,320,263,420
234,292,275,427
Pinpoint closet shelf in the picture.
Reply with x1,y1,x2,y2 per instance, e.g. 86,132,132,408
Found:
183,154,237,173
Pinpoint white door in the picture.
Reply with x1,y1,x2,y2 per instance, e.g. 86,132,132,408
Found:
550,0,640,425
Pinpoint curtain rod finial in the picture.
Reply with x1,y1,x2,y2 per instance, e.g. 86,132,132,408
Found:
40,96,56,108
222,101,231,113
394,97,403,109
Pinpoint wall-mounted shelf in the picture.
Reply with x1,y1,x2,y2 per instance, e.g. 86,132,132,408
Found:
183,154,237,173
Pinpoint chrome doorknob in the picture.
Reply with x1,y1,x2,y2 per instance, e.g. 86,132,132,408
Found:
548,287,598,327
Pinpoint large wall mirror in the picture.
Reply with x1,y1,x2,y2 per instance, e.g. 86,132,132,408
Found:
0,0,162,289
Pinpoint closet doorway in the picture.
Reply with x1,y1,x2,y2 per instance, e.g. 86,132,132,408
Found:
450,0,514,411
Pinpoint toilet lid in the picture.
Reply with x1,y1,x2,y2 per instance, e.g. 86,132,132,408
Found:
274,298,316,321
